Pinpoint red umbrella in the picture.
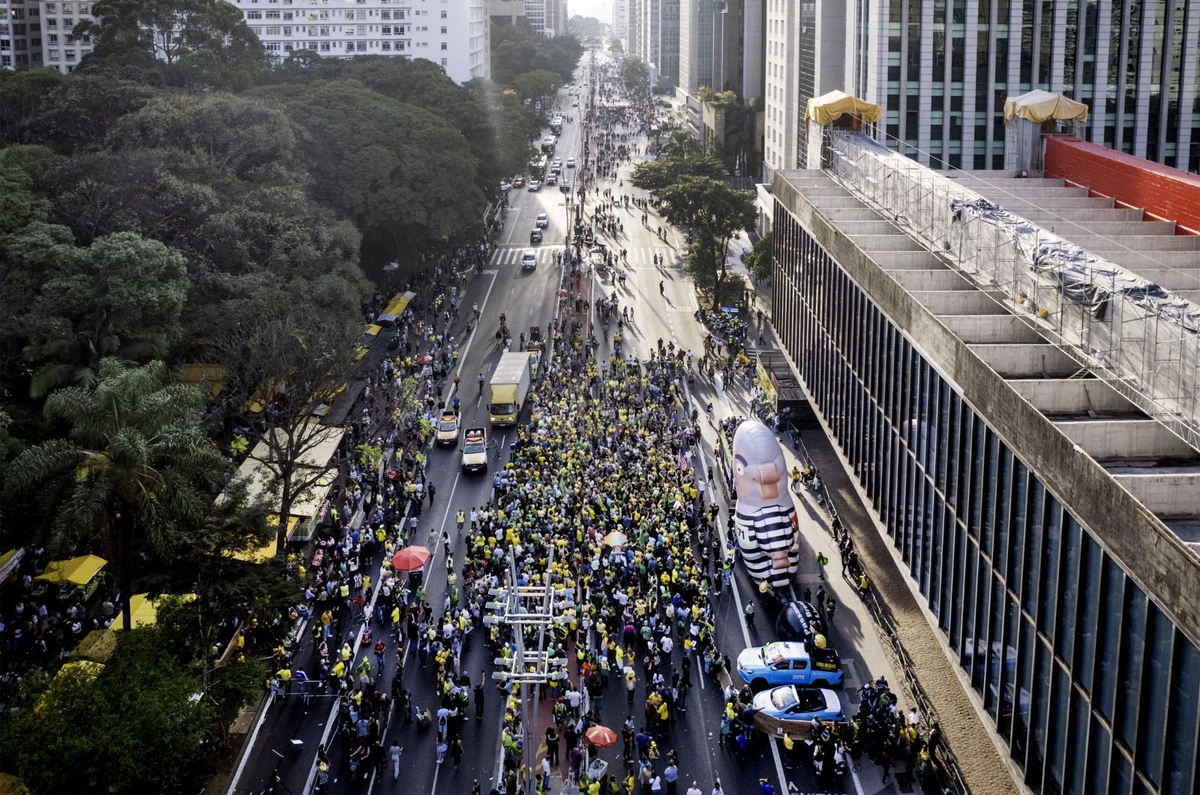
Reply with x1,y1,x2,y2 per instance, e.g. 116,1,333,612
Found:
585,725,618,747
556,289,570,297
418,355,433,364
391,545,431,571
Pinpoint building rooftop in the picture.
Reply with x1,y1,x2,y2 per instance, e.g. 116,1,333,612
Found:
777,166,1200,551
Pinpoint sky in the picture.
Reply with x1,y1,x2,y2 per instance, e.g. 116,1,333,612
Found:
571,0,612,25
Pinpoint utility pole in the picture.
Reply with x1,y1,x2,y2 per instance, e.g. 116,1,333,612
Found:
485,548,573,795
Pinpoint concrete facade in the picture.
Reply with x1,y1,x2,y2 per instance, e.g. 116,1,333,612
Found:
230,0,488,83
771,164,1200,794
0,0,44,70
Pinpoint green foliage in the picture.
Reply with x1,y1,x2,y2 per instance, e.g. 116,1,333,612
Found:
746,231,773,284
630,154,722,194
656,176,757,299
4,227,190,397
357,442,384,472
659,130,702,159
278,80,482,262
621,57,650,93
3,360,224,630
567,15,607,40
0,627,212,794
610,38,625,54
78,0,268,89
515,69,563,102
491,21,583,87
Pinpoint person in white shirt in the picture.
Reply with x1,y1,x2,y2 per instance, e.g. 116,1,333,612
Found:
711,780,724,795
908,707,921,727
686,782,703,795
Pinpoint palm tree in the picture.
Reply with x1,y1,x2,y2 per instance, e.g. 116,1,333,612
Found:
5,359,223,631
24,317,164,399
660,130,701,160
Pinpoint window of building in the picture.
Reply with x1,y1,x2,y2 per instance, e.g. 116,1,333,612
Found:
247,10,262,18
356,40,366,50
265,9,280,18
440,57,446,65
440,9,446,16
440,25,445,32
440,41,446,49
47,47,57,58
381,40,390,49
64,49,74,59
264,25,280,34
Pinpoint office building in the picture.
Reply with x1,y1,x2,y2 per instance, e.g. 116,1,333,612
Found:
762,0,846,178
490,0,526,27
0,0,44,71
611,0,627,47
543,0,566,36
676,0,716,95
232,0,488,83
654,0,678,89
770,126,1200,794
523,0,546,34
763,0,1200,174
627,0,676,89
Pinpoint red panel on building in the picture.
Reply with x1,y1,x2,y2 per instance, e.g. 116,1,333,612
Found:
1043,136,1200,235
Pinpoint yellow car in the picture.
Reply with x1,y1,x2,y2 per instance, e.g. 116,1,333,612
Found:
435,412,460,446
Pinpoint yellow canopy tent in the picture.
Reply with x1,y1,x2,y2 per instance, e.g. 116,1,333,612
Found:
0,547,24,580
231,515,298,563
73,628,118,663
110,593,157,631
178,363,226,401
364,324,383,337
377,291,416,326
1003,90,1089,124
35,555,106,597
805,90,883,127
110,593,197,631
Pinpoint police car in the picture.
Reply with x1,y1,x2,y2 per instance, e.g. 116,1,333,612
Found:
737,641,844,692
435,412,460,446
751,685,845,723
461,428,488,472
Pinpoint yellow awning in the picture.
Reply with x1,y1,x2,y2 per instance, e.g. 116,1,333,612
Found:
231,515,294,562
110,593,157,631
0,548,23,579
73,629,117,663
35,555,106,587
1004,90,1089,124
178,363,225,400
365,324,382,336
805,90,883,126
377,291,416,324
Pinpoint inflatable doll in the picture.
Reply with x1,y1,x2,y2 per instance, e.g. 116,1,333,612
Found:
732,419,801,589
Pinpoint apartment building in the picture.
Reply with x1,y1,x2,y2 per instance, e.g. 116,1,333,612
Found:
36,0,91,72
231,0,488,84
0,0,43,71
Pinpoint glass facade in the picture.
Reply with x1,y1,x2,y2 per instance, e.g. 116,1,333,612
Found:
771,201,1200,795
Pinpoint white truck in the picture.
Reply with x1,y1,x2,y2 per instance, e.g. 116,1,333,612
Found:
488,351,533,426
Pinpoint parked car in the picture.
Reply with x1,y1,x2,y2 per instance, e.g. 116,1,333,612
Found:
751,686,845,723
736,641,844,691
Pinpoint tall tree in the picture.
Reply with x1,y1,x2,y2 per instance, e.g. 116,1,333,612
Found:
656,176,757,301
77,0,268,88
630,153,722,193
0,628,214,794
4,359,224,631
2,226,190,398
213,316,363,555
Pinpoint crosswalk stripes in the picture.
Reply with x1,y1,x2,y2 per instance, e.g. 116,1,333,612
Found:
491,245,682,267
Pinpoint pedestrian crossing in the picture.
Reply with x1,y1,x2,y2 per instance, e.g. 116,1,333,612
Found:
490,245,682,267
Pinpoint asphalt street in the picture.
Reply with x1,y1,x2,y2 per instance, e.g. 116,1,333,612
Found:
234,48,913,795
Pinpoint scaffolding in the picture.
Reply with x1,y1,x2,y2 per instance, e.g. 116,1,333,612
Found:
484,549,573,795
822,130,1200,452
